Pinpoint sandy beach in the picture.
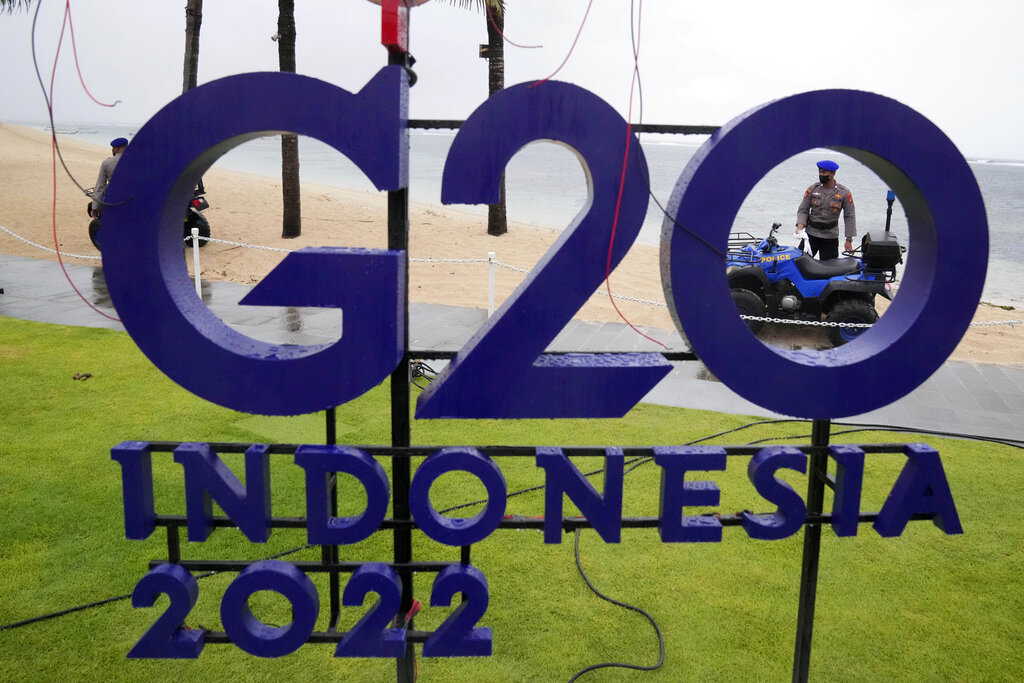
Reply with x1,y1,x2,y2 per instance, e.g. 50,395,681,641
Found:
1,122,1021,365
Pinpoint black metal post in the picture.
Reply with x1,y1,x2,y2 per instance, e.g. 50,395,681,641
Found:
884,190,896,234
167,523,181,565
792,418,831,682
324,407,340,630
388,52,415,683
326,407,337,445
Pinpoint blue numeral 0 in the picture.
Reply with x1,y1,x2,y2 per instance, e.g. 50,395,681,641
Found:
416,80,671,419
220,561,319,658
101,68,408,416
661,89,987,418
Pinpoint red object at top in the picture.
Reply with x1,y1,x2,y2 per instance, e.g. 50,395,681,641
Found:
371,0,430,54
381,0,408,54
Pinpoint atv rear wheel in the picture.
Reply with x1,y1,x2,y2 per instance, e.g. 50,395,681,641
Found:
88,218,101,251
825,299,878,346
731,288,766,334
183,211,211,248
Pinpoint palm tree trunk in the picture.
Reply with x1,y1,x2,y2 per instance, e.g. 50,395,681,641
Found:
183,1,205,194
278,0,301,238
182,0,203,93
485,4,507,236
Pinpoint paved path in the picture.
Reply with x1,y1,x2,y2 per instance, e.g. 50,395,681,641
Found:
3,253,1022,442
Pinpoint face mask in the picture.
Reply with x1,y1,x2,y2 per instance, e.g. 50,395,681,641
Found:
819,174,831,184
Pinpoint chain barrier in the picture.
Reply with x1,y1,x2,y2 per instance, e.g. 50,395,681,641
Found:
0,224,101,261
4,224,1023,329
739,315,874,329
411,256,489,265
196,235,293,253
494,261,531,275
970,319,1024,328
740,315,1024,329
594,288,667,308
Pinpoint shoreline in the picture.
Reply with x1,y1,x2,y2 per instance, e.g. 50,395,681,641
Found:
1,122,1021,365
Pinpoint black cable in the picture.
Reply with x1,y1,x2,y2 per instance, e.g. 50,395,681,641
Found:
568,529,665,681
832,423,1024,450
31,0,128,206
620,418,805,477
625,1,724,262
31,0,90,197
0,591,133,632
410,360,437,391
443,418,801,515
0,540,315,634
743,421,1024,451
439,418,773,515
440,480,548,515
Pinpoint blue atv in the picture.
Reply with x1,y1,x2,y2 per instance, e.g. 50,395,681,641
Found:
726,218,904,347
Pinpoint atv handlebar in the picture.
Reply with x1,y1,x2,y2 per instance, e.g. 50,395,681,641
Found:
761,222,782,252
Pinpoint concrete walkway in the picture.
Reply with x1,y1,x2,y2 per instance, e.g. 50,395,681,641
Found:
2,253,1022,442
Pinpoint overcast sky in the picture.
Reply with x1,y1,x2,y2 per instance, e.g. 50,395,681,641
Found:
1,0,1022,159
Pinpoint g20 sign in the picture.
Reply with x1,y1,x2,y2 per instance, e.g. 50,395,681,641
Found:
101,66,988,421
101,66,986,661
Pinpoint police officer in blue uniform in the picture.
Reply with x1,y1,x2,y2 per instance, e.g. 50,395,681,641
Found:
795,159,856,260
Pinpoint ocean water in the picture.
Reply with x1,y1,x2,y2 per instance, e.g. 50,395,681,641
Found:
50,123,1024,308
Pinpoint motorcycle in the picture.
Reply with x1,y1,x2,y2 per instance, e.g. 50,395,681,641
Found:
86,187,211,252
726,193,905,347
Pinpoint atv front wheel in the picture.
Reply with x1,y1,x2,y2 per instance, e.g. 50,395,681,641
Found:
731,288,766,334
825,299,878,346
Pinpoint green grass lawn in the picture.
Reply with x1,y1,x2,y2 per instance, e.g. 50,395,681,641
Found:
1,316,1022,681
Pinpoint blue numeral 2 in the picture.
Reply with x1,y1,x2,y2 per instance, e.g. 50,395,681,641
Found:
416,81,671,419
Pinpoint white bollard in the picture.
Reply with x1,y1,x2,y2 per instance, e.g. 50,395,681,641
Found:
191,227,202,296
487,251,496,317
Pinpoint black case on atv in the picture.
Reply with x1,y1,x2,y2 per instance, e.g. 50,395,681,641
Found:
861,231,903,271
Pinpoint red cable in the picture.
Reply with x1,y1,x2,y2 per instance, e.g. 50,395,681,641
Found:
49,0,120,323
400,598,421,680
66,0,120,108
484,2,542,50
530,0,594,87
405,599,422,623
603,0,664,348
47,3,68,106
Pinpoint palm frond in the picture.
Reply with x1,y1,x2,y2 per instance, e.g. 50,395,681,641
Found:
0,0,37,14
438,0,505,16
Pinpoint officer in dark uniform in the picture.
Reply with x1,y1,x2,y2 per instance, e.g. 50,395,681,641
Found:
795,159,856,260
90,137,128,218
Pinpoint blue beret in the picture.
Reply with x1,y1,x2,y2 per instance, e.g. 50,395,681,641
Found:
110,137,129,148
817,159,839,171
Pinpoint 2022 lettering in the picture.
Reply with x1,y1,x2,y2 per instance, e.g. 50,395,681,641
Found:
128,561,489,659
